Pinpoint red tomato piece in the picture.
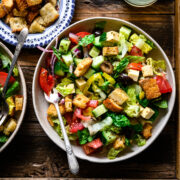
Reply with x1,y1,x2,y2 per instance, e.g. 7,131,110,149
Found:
70,122,84,133
74,108,91,121
87,100,98,108
87,138,103,149
39,68,55,96
128,63,143,71
64,112,73,125
154,75,172,94
82,144,96,155
76,32,91,38
130,46,143,56
0,72,15,87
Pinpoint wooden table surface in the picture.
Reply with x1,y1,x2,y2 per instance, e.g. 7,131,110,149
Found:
0,0,177,179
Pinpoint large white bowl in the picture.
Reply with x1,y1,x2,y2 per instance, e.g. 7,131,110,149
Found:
32,17,176,163
0,42,27,153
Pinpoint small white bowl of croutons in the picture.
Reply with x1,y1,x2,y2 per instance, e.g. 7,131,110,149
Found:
0,0,75,48
0,42,27,153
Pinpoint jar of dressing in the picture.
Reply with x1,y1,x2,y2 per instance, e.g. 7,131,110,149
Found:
124,0,157,7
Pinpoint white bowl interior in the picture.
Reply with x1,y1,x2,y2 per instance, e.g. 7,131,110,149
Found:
0,43,27,153
32,17,176,163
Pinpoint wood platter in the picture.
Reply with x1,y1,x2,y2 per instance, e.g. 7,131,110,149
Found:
0,0,179,179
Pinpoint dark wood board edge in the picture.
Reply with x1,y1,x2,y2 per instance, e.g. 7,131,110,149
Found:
176,0,180,179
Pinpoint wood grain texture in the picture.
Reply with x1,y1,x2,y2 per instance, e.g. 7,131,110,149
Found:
0,0,176,179
176,0,180,179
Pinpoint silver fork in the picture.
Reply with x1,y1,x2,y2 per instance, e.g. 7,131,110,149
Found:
44,90,79,175
0,28,28,126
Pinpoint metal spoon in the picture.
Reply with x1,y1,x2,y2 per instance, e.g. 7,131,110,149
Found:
0,28,28,126
44,90,79,175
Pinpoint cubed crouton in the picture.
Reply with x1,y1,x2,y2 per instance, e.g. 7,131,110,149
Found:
40,3,59,26
3,118,17,136
109,88,129,105
29,20,45,33
0,4,6,18
73,94,89,109
139,78,161,100
106,31,119,44
27,11,39,23
142,65,153,77
128,69,139,82
15,95,23,111
0,125,4,132
47,116,54,127
113,136,125,149
15,0,28,12
26,0,42,7
65,95,73,112
13,8,28,17
9,17,27,33
141,107,155,119
103,46,119,56
5,13,13,24
103,98,123,113
48,0,57,6
47,104,66,117
75,78,86,91
35,16,46,26
2,0,13,12
142,123,152,139
74,57,93,77
6,96,15,116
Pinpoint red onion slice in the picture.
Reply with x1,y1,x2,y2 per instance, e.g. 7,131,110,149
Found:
37,46,53,53
69,33,80,42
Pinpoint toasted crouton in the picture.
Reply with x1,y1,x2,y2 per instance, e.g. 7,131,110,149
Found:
26,0,42,7
103,46,119,56
5,13,13,24
74,57,93,77
40,3,59,26
109,88,129,105
3,118,17,136
139,78,161,100
142,123,152,139
35,16,46,26
29,20,45,33
65,95,73,112
113,136,125,149
73,94,90,109
15,0,28,12
13,8,28,17
47,104,65,117
47,116,54,127
9,17,27,32
15,95,23,111
27,11,39,23
48,0,57,6
103,98,123,113
0,4,6,18
2,0,14,12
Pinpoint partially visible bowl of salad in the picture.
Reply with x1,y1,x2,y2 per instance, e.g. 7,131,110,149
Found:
33,17,175,163
0,42,27,153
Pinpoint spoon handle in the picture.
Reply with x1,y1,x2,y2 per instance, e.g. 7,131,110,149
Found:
54,103,79,175
2,28,28,96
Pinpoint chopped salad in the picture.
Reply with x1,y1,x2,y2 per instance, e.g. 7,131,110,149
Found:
39,22,172,159
0,49,23,147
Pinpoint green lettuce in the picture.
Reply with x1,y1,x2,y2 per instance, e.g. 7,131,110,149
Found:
135,134,146,146
79,34,95,47
126,56,145,63
77,128,94,145
153,99,168,109
0,135,8,143
107,147,124,159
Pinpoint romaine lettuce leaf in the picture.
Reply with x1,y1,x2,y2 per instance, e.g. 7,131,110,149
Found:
79,34,95,47
107,147,124,159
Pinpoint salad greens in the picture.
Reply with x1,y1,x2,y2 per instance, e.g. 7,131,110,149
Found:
79,34,95,47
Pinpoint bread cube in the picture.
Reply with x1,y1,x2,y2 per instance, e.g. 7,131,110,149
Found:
27,11,39,23
35,16,46,26
2,0,14,12
74,57,93,77
47,116,54,127
26,0,42,7
65,95,73,112
15,0,28,12
142,123,152,139
13,8,28,17
128,69,139,82
48,0,57,6
73,94,90,109
5,13,13,24
40,3,59,26
141,107,155,119
9,17,27,33
103,46,119,56
15,95,23,111
106,31,119,44
3,118,17,136
113,136,125,149
142,65,153,77
29,20,45,33
75,78,86,91
47,104,65,117
0,4,6,18
109,88,129,105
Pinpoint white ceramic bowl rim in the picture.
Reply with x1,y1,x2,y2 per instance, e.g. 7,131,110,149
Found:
33,17,176,163
0,42,27,153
